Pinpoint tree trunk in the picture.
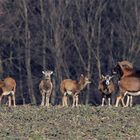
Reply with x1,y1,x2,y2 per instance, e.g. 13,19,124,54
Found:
22,0,36,105
40,0,47,70
0,55,3,79
85,44,91,104
96,15,101,79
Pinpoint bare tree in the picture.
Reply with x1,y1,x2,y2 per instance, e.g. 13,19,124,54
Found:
40,0,47,70
22,0,36,105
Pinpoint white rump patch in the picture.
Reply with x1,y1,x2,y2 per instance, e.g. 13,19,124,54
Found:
3,91,14,96
66,91,73,95
125,91,140,96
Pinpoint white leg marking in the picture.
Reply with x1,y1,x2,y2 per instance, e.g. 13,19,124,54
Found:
102,98,105,106
75,95,79,107
130,96,133,107
108,98,111,106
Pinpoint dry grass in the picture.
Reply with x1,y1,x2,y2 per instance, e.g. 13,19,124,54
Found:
0,105,140,140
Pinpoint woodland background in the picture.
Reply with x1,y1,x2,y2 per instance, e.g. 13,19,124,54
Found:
0,0,140,105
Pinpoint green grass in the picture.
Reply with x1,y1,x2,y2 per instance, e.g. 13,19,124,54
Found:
0,105,140,140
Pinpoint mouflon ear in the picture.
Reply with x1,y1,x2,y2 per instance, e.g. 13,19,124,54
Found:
50,71,53,74
42,71,45,74
111,75,114,79
109,75,114,80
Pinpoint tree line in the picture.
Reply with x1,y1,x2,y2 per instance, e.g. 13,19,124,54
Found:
0,0,140,105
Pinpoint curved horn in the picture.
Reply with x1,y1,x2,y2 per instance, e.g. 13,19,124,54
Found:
118,61,133,69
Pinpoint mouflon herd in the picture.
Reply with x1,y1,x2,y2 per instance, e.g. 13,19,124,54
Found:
0,60,140,107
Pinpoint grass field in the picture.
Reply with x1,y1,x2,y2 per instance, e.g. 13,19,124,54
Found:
0,105,140,140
